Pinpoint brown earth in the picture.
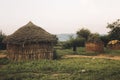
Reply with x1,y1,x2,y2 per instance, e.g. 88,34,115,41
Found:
0,54,120,60
0,54,7,58
62,54,120,60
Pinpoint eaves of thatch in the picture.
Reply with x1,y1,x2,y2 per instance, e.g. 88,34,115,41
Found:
4,21,57,44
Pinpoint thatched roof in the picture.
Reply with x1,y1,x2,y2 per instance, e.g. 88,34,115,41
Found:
4,21,57,44
108,40,120,45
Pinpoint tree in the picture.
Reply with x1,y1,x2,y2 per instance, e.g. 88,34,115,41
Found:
0,30,6,50
100,35,109,47
87,33,101,42
107,19,120,40
62,35,85,54
70,37,85,54
76,28,91,41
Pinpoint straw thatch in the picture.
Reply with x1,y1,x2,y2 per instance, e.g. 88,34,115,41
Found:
85,34,104,53
107,40,120,50
5,21,57,44
85,42,104,53
4,21,57,61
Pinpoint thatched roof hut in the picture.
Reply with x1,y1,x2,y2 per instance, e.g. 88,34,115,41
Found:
85,34,104,53
4,21,57,61
107,40,120,50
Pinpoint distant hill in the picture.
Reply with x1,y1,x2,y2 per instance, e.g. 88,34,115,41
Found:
56,33,106,41
56,33,77,41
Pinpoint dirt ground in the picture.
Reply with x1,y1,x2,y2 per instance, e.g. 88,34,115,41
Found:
62,54,120,60
0,54,7,58
0,54,120,60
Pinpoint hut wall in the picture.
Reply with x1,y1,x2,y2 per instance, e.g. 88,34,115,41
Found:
7,43,54,61
108,43,120,50
85,42,104,53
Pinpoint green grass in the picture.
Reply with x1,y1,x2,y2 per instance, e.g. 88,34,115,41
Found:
56,47,98,57
104,48,120,56
0,48,120,80
0,58,120,80
56,47,120,57
0,57,9,65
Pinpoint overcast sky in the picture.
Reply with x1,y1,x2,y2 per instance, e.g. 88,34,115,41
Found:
0,0,120,35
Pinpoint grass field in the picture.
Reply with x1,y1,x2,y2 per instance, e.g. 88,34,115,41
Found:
56,47,120,57
0,47,120,80
0,58,120,80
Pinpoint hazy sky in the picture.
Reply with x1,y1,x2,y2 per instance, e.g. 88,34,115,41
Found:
0,0,120,35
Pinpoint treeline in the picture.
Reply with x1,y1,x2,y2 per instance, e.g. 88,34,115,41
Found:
61,19,120,51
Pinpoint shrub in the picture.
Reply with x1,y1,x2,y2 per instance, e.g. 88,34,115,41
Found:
0,57,9,65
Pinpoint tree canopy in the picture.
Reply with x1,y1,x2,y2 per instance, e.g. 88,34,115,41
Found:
87,33,101,43
76,28,91,41
0,30,6,50
100,35,109,47
107,19,120,40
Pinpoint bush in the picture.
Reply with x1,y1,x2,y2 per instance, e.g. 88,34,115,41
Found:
76,37,85,47
62,37,85,49
0,31,6,50
0,57,9,65
62,41,72,49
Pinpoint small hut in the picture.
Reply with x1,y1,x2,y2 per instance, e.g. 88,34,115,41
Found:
107,40,120,50
4,21,57,61
85,34,104,53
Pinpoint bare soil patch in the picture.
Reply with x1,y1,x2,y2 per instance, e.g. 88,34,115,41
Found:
0,54,120,60
62,54,120,60
0,54,7,58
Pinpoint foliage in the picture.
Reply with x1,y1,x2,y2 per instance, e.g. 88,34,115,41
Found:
53,49,58,59
0,30,6,50
100,35,110,47
62,41,72,49
70,37,85,47
0,57,9,65
62,35,85,49
107,19,120,40
77,28,91,41
87,33,102,43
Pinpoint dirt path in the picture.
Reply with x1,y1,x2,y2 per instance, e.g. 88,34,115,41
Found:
0,54,120,60
62,54,120,60
0,54,7,58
